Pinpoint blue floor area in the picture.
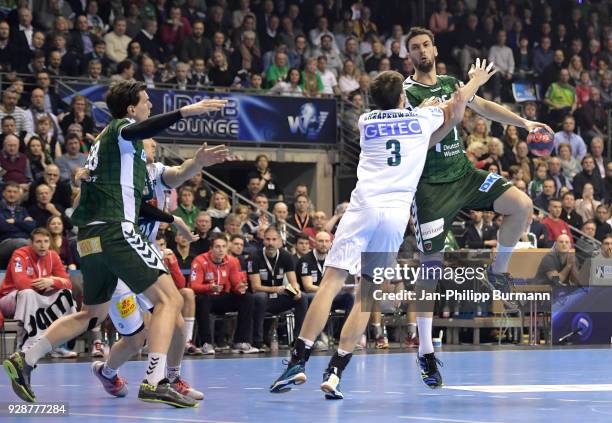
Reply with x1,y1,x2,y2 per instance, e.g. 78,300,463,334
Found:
3,349,612,423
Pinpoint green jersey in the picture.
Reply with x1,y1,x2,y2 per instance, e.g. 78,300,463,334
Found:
403,75,473,183
72,118,147,226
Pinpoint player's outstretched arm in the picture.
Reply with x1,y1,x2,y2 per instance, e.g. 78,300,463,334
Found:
121,99,228,141
162,142,238,188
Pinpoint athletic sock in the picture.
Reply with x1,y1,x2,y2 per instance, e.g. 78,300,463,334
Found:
144,353,167,386
290,337,314,365
183,317,195,343
166,365,181,382
101,363,118,379
491,244,515,274
24,336,52,367
328,349,353,377
417,317,434,356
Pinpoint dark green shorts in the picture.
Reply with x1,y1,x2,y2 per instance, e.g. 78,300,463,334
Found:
412,168,512,254
77,222,168,305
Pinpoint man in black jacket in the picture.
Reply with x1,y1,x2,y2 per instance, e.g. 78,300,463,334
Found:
572,155,603,200
462,210,498,249
178,20,212,65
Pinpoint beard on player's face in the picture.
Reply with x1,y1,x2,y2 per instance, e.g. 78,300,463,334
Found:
414,57,434,73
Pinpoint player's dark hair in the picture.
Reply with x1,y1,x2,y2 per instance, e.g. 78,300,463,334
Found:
370,70,405,110
105,80,147,119
405,26,435,49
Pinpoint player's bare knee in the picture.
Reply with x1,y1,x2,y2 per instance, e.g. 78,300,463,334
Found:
180,288,195,303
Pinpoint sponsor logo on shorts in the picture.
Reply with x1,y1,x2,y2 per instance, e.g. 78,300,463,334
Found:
424,241,433,251
116,295,137,319
77,237,103,257
478,173,502,193
420,218,445,240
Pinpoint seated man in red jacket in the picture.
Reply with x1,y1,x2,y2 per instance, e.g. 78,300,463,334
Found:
155,234,201,355
0,228,76,357
191,232,257,354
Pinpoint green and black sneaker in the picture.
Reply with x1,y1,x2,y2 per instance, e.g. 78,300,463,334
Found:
3,351,36,403
138,378,199,408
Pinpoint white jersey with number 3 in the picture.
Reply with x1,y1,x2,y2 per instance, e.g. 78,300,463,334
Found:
349,107,445,209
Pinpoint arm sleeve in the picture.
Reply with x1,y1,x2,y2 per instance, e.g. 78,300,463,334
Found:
120,110,183,141
140,201,174,223
189,258,212,295
166,257,186,289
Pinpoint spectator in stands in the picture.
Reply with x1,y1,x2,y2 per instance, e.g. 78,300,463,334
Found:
85,57,107,83
487,30,514,102
50,33,79,76
542,198,574,243
575,71,592,108
184,171,212,211
293,232,311,260
189,58,210,89
535,234,579,286
363,38,386,74
55,134,86,181
25,136,51,182
124,4,143,37
541,49,566,94
578,88,608,144
59,95,94,139
558,143,581,180
0,182,36,267
514,36,533,81
80,39,112,76
589,137,607,179
561,192,584,230
0,89,32,137
235,204,256,238
269,67,303,96
604,162,612,204
132,19,164,63
260,14,280,54
223,213,243,238
575,183,601,222
192,233,257,354
173,185,200,230
127,40,143,64
161,6,192,55
166,62,191,90
135,55,160,89
272,201,291,245
288,194,312,232
35,71,66,116
594,204,612,242
573,154,603,200
171,232,195,271
28,183,72,229
47,215,75,270
317,56,340,96
338,59,360,95
248,226,308,350
240,175,262,202
11,7,34,56
287,34,308,70
110,59,136,82
0,134,31,189
265,50,289,88
575,220,599,265
301,57,323,97
544,70,577,127
548,157,573,196
529,163,548,199
103,17,131,63
592,233,612,261
191,211,212,256
0,20,17,72
303,211,335,247
455,13,484,79
598,73,611,105
310,16,337,52
0,228,76,355
208,50,234,87
461,210,497,249
28,164,72,210
178,20,211,66
514,179,528,194
567,55,585,84
248,154,282,200
533,36,554,78
342,37,365,74
207,191,231,232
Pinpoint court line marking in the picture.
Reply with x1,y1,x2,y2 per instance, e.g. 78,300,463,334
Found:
445,384,612,393
399,416,506,423
243,387,264,390
71,413,240,423
384,391,404,394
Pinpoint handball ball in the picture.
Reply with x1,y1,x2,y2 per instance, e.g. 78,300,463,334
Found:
527,127,555,157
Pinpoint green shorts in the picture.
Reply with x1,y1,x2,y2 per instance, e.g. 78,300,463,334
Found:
412,168,512,254
77,222,168,305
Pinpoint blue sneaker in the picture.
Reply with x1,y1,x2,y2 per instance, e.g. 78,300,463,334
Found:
417,353,443,389
320,367,343,400
269,360,307,393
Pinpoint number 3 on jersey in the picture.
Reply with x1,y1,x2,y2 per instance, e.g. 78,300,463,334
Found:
386,139,401,166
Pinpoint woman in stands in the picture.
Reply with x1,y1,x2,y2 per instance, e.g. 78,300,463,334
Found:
338,59,360,95
208,191,232,231
46,216,77,270
26,136,52,182
59,95,95,139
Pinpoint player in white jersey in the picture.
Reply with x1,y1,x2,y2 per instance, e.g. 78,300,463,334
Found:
270,62,497,398
91,138,222,400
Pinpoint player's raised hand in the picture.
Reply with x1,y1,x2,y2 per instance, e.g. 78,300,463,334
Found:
180,98,228,117
194,142,235,167
524,120,554,134
467,58,497,86
173,215,200,242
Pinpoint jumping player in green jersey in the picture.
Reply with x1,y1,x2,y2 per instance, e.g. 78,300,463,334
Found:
3,80,230,407
403,27,553,389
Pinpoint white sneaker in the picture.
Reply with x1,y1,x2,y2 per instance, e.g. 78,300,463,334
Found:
201,343,215,355
51,347,78,358
231,343,259,354
91,341,106,357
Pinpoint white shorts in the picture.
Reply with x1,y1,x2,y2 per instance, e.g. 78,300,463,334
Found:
325,207,410,276
108,279,154,336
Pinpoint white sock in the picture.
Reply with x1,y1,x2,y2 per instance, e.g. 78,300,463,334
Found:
145,353,167,386
491,243,515,274
417,317,434,356
337,348,351,357
298,337,314,349
372,323,383,338
101,363,117,379
166,365,181,382
184,317,195,343
24,336,52,367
